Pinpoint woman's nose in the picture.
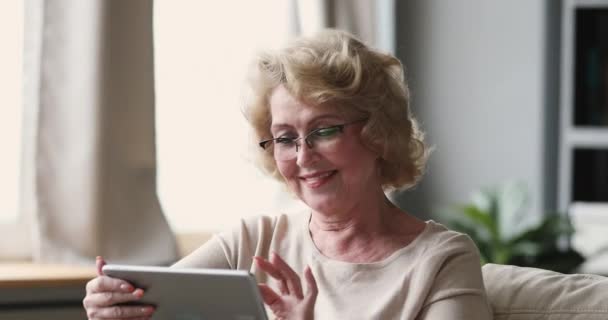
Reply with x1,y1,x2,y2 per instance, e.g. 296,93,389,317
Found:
295,140,320,167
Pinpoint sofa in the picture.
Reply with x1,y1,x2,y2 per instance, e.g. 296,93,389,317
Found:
482,263,608,319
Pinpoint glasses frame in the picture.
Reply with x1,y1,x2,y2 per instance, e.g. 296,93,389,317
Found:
258,118,367,155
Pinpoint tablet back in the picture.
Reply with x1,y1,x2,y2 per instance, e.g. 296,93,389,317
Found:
102,264,268,320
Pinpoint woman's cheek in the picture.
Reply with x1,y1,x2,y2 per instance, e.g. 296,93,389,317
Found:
276,161,295,182
278,162,302,195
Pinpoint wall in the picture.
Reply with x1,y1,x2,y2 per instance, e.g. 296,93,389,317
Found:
392,0,560,220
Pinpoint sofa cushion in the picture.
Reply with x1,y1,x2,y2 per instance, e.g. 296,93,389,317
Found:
482,263,608,320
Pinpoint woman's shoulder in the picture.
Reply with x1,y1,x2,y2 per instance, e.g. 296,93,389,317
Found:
217,211,308,244
186,211,309,270
415,220,480,256
402,220,484,286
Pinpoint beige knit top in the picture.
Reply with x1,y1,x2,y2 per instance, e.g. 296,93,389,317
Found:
173,212,492,320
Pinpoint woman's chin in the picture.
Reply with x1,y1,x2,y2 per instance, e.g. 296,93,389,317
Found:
300,193,342,214
290,180,345,212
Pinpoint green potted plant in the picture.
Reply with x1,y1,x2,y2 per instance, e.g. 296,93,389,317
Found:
439,181,584,273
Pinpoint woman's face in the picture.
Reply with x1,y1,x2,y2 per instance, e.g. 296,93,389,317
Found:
268,85,380,214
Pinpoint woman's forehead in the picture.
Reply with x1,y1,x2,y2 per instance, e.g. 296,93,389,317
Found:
269,86,343,126
270,113,344,131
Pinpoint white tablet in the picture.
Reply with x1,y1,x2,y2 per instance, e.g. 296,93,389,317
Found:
102,264,268,320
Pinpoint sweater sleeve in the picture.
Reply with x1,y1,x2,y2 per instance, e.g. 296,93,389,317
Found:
171,214,279,270
419,233,492,319
417,294,491,320
171,235,232,269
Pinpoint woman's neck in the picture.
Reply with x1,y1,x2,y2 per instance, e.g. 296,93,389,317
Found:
309,195,395,235
308,194,419,262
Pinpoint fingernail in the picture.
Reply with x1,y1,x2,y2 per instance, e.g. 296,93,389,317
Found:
133,288,145,297
120,284,134,292
142,306,155,314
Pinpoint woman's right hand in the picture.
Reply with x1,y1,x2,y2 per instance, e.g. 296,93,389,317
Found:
83,256,156,320
255,253,318,320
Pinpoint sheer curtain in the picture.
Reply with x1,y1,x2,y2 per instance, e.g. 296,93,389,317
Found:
0,1,28,260
295,0,395,53
154,0,304,234
155,0,396,235
17,0,177,264
5,0,396,262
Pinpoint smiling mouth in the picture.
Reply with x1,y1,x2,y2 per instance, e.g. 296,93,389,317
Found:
299,170,337,188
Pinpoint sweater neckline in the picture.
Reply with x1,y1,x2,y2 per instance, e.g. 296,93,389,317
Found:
302,211,434,269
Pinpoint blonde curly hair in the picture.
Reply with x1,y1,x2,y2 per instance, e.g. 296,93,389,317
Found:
243,29,429,191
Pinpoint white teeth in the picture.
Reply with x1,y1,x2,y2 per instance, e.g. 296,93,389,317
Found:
304,171,333,181
301,172,335,187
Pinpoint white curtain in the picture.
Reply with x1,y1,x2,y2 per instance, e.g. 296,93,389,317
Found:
19,0,178,265
294,0,395,53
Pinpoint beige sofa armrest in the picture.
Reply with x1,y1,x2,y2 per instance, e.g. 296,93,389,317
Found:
482,263,608,320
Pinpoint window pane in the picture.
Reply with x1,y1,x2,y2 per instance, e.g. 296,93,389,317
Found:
155,1,305,233
574,9,608,127
572,148,608,202
0,2,23,224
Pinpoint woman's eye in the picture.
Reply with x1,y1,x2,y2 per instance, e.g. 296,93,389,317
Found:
313,126,341,137
275,137,295,145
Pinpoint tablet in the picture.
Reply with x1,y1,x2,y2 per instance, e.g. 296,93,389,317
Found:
102,264,268,320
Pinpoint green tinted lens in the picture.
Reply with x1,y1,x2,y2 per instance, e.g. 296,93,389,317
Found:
313,126,342,138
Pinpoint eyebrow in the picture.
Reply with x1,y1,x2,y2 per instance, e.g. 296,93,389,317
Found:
271,114,343,131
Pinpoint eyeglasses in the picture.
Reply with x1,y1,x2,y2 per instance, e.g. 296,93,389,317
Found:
259,119,367,161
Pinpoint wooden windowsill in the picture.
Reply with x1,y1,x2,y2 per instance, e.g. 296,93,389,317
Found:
0,263,96,289
0,231,211,290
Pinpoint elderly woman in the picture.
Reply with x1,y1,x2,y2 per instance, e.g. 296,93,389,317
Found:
83,29,492,319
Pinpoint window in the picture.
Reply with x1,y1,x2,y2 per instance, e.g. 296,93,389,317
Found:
154,1,305,234
0,2,23,225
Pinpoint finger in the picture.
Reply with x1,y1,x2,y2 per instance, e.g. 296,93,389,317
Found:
83,289,145,308
96,256,107,276
85,305,155,319
304,265,318,299
258,283,282,307
254,256,289,295
86,275,137,294
270,252,303,299
254,256,283,280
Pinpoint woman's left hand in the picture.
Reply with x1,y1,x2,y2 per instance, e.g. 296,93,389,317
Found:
254,252,318,320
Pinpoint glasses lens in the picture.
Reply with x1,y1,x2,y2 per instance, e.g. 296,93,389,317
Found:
273,138,297,161
269,124,347,161
306,126,342,152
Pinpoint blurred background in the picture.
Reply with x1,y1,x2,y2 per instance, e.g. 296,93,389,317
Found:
0,0,607,317
0,0,608,319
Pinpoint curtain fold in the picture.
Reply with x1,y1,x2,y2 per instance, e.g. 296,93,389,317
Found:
294,0,394,53
21,0,178,265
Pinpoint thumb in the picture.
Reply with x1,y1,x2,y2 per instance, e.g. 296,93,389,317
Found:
96,256,107,276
